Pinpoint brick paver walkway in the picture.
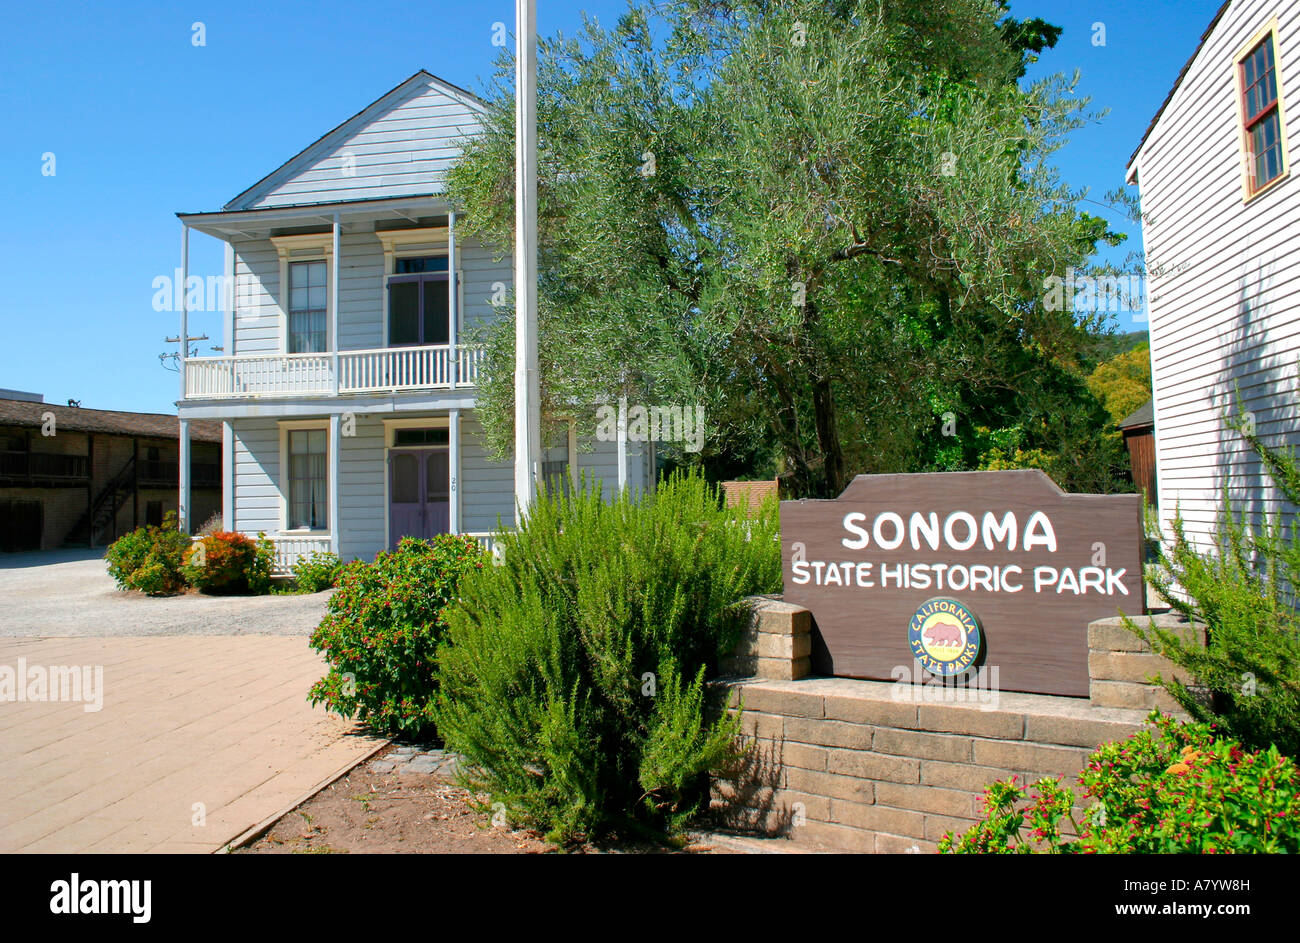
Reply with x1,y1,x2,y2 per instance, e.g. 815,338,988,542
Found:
0,636,384,853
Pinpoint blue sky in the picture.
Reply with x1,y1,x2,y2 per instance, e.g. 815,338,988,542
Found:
0,0,1225,414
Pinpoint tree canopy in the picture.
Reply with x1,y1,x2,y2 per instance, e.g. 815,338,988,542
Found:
448,0,1131,497
1088,343,1153,426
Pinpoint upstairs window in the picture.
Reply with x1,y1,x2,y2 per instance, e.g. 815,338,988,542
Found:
388,256,451,347
1239,30,1287,196
288,260,327,353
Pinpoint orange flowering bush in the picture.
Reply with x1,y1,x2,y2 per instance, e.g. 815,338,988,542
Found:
182,530,274,594
942,712,1300,854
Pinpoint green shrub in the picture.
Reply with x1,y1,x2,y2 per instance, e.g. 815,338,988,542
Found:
941,712,1300,854
104,512,191,596
1128,417,1300,756
182,531,275,595
292,550,342,593
432,472,781,844
308,535,489,738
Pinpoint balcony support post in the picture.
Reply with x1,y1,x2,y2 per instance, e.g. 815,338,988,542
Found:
616,395,628,493
448,209,457,387
449,408,461,534
331,213,341,395
179,222,189,400
329,413,341,556
178,419,191,534
222,421,234,531
223,241,235,356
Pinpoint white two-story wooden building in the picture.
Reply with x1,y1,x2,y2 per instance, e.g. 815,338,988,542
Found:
175,71,651,569
1126,1,1298,549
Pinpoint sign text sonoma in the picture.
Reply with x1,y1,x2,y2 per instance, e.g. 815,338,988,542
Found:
780,470,1144,697
791,508,1131,597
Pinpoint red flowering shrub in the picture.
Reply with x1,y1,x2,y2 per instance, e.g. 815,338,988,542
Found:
182,531,274,594
941,712,1300,853
307,535,488,738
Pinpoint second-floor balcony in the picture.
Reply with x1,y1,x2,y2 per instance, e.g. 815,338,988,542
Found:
0,450,89,483
183,343,484,401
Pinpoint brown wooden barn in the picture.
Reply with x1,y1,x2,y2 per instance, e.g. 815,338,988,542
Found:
1118,399,1156,510
0,395,222,551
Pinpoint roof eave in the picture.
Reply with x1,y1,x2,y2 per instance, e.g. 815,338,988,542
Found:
176,193,451,239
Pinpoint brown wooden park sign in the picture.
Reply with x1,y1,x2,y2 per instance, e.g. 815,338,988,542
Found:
780,470,1145,697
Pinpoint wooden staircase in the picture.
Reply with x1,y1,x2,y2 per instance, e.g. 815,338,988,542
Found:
64,456,137,547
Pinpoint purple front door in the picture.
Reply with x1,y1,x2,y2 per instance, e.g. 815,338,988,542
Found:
388,448,450,548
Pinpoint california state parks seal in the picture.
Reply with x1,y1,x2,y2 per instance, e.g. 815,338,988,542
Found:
907,597,983,677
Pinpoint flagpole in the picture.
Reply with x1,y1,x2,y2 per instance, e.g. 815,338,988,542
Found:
513,0,541,523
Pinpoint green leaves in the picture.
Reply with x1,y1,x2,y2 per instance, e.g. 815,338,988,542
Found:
1132,423,1300,758
104,512,191,596
449,0,1121,497
432,472,780,843
943,713,1300,854
307,535,489,739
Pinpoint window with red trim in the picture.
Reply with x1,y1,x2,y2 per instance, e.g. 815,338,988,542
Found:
1239,33,1285,194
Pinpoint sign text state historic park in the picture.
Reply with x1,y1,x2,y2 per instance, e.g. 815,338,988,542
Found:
780,470,1145,697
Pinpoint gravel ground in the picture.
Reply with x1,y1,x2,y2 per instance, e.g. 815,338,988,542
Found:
0,548,332,638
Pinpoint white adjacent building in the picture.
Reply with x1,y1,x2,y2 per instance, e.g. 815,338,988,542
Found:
175,71,652,570
1126,1,1297,548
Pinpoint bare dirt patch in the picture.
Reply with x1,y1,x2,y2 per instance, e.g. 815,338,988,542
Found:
235,744,740,854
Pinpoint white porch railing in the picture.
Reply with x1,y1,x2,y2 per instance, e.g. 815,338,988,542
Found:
271,534,334,576
185,352,333,398
267,532,504,576
184,344,482,400
464,531,506,562
188,532,330,577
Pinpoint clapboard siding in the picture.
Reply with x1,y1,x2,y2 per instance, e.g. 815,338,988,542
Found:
577,436,649,501
231,74,483,210
229,231,512,356
460,243,512,334
460,416,516,534
338,414,386,560
231,419,281,534
230,413,647,564
1132,0,1300,548
231,240,281,356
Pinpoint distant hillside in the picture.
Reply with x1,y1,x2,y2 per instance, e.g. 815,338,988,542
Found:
1082,330,1149,371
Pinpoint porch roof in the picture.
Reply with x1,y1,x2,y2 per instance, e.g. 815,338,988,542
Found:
176,194,451,240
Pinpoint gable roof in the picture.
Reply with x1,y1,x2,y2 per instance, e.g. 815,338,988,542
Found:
1126,1,1232,176
0,398,222,443
224,71,488,211
1118,399,1155,431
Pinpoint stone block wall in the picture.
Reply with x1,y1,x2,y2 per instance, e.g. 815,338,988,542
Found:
718,597,813,681
711,597,1203,853
1088,614,1205,712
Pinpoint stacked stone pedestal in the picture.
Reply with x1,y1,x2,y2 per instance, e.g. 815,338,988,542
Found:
712,599,1200,853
